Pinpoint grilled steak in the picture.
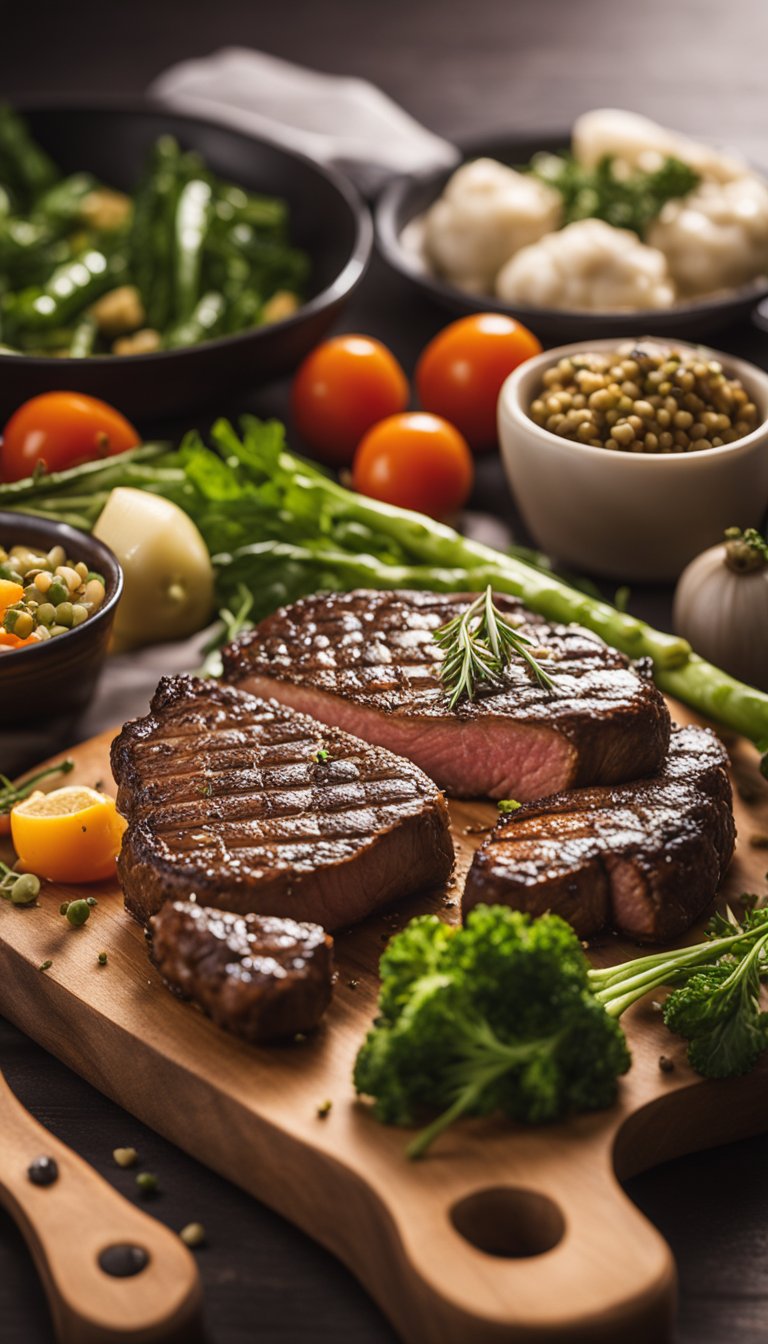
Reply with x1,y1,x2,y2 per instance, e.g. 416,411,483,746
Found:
149,900,333,1041
463,724,735,942
111,675,453,928
223,590,671,801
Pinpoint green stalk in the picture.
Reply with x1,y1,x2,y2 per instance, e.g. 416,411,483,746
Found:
657,654,768,753
591,923,768,1017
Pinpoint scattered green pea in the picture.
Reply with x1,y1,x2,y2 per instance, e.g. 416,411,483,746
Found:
112,1147,138,1168
316,1099,333,1119
38,960,52,972
179,1223,205,1248
64,899,91,927
97,951,107,965
10,873,40,905
136,1171,158,1195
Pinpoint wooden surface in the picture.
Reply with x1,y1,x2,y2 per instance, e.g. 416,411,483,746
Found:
0,1070,202,1344
4,3,768,1341
1,711,768,1344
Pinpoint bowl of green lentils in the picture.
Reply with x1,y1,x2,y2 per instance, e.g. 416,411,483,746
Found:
0,512,122,729
498,337,768,581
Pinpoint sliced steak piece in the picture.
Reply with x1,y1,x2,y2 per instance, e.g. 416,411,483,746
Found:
111,674,453,929
463,724,735,942
222,589,671,801
149,900,333,1042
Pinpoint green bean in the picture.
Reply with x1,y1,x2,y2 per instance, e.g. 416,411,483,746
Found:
34,172,96,226
0,106,58,204
165,291,225,348
6,248,126,332
68,315,97,357
174,178,212,320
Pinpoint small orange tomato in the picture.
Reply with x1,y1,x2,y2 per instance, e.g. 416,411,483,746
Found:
352,412,473,519
1,391,140,481
292,335,409,465
11,786,126,884
416,314,542,451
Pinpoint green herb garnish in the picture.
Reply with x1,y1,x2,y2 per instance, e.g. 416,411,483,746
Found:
528,151,700,236
497,799,522,814
434,586,557,709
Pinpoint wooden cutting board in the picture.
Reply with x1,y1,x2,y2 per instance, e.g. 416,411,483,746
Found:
2,706,768,1344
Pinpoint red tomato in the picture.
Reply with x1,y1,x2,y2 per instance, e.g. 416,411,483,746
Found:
292,335,409,465
352,413,473,519
416,314,542,452
1,392,140,481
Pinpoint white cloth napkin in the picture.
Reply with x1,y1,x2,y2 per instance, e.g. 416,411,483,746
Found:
150,47,459,189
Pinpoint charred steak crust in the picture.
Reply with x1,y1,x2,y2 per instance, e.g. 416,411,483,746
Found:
111,675,454,929
149,900,334,1042
463,724,735,943
222,590,671,801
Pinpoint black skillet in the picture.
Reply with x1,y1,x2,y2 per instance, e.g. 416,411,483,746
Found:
376,131,768,344
0,101,372,422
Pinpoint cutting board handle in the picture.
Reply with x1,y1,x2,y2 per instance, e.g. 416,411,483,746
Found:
364,1123,677,1344
0,1071,202,1344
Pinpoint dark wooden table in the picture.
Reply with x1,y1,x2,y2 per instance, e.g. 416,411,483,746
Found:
3,2,768,1340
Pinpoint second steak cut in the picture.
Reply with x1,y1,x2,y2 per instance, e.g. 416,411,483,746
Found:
463,724,735,942
223,590,671,800
111,675,453,929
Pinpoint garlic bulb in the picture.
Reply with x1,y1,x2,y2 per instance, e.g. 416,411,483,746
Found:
673,528,768,691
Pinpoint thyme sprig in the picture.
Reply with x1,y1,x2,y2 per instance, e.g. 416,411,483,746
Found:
434,587,558,710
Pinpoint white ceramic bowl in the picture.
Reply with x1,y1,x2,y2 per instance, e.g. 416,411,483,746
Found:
498,338,768,582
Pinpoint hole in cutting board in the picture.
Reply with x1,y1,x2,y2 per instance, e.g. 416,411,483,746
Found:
450,1187,564,1258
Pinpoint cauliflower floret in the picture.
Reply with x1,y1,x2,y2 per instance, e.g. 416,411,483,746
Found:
495,218,676,311
423,158,562,293
647,176,768,295
573,109,749,185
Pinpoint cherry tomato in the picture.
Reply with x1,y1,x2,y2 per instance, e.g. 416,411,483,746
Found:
352,413,473,519
292,335,409,465
1,392,140,482
415,314,542,452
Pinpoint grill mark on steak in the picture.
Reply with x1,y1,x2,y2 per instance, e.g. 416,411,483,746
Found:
462,724,735,943
149,900,333,1041
111,675,454,930
222,589,671,801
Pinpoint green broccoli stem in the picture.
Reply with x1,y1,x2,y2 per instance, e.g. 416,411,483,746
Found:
406,1025,561,1160
406,1079,488,1161
591,923,768,1018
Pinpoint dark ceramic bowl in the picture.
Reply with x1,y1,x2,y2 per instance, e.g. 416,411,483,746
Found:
0,512,122,730
376,131,768,342
0,101,372,422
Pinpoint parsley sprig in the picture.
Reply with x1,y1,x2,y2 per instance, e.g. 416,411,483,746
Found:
433,586,557,710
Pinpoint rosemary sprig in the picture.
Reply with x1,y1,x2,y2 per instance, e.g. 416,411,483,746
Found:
0,758,73,819
434,586,558,710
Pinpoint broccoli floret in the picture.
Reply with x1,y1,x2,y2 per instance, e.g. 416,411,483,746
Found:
353,906,630,1158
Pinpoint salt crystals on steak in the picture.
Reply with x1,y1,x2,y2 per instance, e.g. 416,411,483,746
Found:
149,900,333,1042
111,675,453,929
222,590,671,801
463,724,735,942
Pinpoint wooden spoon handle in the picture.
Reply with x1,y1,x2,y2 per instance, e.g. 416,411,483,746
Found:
0,1071,202,1344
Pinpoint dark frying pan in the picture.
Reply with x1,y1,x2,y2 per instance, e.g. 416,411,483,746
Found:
376,131,768,343
0,101,372,421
